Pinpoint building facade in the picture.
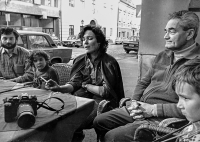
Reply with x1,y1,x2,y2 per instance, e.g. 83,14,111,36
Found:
60,0,140,43
118,0,140,38
0,0,60,36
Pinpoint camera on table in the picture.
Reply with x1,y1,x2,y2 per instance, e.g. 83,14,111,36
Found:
3,94,37,129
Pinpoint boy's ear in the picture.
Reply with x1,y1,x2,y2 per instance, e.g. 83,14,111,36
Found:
187,29,195,40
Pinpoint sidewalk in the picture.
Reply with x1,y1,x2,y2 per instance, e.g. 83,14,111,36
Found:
82,55,139,142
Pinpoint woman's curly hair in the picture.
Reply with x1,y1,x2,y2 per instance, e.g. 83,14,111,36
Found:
78,24,108,54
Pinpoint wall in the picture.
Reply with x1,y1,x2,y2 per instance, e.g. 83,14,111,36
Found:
139,0,190,54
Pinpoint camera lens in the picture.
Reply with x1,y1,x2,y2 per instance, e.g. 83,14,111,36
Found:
17,103,35,129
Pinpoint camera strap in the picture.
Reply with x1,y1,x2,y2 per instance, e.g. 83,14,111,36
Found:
37,97,65,113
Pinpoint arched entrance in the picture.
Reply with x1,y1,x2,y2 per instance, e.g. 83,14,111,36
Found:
90,20,96,26
90,19,99,27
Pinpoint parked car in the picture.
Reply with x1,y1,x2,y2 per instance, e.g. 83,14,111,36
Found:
62,35,82,48
106,37,113,44
17,30,72,64
50,34,63,46
123,36,139,54
114,37,123,44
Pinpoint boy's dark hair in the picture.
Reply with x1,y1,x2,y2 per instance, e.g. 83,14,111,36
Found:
78,24,108,54
174,58,200,95
0,27,19,40
29,50,50,66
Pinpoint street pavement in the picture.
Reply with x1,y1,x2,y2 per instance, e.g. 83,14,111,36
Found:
69,44,139,142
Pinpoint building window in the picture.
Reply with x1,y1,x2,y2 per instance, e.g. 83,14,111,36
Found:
127,32,129,38
69,25,74,35
110,28,112,36
46,0,51,6
20,0,33,3
54,0,58,7
103,27,106,36
122,32,125,37
92,0,95,5
41,0,51,6
69,0,75,7
104,2,106,8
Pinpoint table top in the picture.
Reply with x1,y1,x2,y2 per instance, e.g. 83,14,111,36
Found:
0,80,95,142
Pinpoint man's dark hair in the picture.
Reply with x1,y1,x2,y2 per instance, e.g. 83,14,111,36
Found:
78,24,108,54
0,27,19,40
169,10,199,39
29,50,50,66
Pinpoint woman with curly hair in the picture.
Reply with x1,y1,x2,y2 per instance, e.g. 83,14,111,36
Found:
45,25,124,138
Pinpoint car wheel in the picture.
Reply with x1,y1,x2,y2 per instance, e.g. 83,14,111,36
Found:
125,50,130,54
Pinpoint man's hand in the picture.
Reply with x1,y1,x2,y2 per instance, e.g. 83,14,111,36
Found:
127,100,157,119
137,101,157,118
128,100,144,120
45,79,60,91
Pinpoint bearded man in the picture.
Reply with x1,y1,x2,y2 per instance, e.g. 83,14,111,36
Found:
0,27,33,83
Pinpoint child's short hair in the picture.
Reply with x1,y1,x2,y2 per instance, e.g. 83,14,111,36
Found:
29,50,50,66
174,58,200,95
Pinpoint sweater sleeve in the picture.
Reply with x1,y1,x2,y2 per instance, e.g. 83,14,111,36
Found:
14,60,34,83
49,67,59,84
132,67,153,100
157,103,185,118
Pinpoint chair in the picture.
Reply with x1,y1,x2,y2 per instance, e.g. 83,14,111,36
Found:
52,63,72,85
97,53,187,142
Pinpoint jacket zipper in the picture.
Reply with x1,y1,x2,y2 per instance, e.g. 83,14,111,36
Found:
141,58,188,102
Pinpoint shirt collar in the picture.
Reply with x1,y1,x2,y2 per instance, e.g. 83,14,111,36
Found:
85,52,103,63
174,42,198,60
2,46,18,55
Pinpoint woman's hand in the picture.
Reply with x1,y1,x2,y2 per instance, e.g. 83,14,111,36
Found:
45,79,60,91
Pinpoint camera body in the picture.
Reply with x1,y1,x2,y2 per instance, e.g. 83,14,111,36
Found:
3,94,37,128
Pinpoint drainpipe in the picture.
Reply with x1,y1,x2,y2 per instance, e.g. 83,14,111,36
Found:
117,7,119,37
60,0,62,41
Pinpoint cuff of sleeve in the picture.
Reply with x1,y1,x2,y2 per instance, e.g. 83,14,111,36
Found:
157,104,164,117
152,104,158,117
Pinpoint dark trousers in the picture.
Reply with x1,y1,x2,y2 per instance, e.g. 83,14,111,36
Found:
93,107,161,142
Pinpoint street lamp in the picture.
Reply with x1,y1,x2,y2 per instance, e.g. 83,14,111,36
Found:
80,20,84,31
81,20,84,26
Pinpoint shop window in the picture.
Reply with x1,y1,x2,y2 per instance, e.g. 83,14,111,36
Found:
69,25,74,35
69,0,75,7
0,12,22,26
22,15,39,27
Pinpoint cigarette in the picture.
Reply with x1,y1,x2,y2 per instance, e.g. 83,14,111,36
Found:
40,76,48,83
